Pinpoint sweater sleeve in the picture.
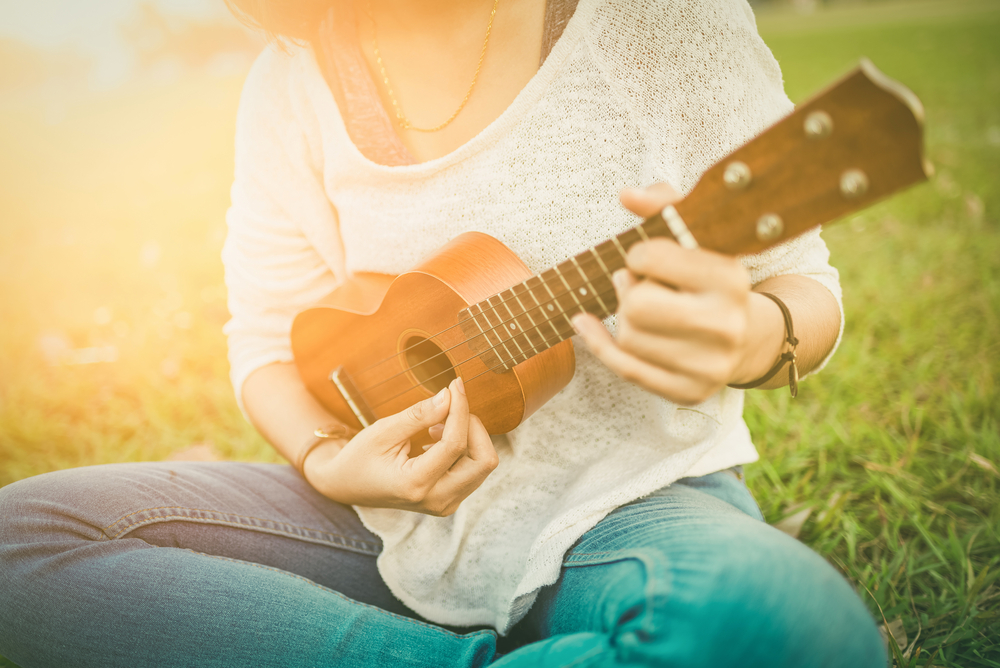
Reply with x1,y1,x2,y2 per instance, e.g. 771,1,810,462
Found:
588,0,844,376
222,46,346,413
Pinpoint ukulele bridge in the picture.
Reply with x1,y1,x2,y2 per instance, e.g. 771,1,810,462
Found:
329,367,376,429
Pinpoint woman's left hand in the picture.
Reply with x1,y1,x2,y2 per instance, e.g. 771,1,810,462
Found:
572,183,782,406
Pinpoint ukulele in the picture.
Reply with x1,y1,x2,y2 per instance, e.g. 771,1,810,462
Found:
292,59,930,440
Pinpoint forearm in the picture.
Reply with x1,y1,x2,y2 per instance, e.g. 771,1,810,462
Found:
732,274,842,390
242,362,348,466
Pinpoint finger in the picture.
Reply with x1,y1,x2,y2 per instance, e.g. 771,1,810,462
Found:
422,422,446,451
626,239,749,295
613,322,737,384
618,281,744,343
572,312,713,405
432,416,498,504
611,268,639,302
375,387,451,443
619,182,681,218
447,415,497,471
412,378,470,479
427,423,445,441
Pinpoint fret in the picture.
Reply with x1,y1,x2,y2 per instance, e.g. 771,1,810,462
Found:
594,239,628,274
475,302,516,368
538,271,576,331
645,213,672,239
510,285,546,353
554,264,586,315
588,246,621,312
589,246,614,281
510,289,543,349
501,288,534,354
549,265,587,325
525,276,565,341
458,309,502,369
486,296,526,363
635,224,651,242
495,293,533,361
466,306,490,349
610,235,629,261
619,228,644,253
570,256,611,317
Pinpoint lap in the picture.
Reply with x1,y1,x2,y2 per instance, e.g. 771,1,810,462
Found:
1,463,885,667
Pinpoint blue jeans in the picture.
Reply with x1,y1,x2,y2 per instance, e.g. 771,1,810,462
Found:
0,462,886,667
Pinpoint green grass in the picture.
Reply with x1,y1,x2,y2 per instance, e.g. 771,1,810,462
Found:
1,0,998,666
747,2,1000,665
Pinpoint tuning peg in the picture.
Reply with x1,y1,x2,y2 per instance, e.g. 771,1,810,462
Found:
723,161,752,190
840,169,870,199
804,111,833,139
756,214,784,242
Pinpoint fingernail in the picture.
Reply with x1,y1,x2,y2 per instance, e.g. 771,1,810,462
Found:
571,314,586,335
613,269,631,292
628,243,646,265
422,443,433,451
454,377,465,395
433,387,448,406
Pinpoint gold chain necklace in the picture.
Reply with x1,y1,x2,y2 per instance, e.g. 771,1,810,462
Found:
365,0,501,133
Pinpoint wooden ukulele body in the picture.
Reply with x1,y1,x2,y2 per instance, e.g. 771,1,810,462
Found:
291,232,576,435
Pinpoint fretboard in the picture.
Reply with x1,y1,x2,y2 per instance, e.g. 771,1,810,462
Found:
458,214,675,373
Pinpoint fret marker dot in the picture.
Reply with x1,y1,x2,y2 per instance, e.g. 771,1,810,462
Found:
548,305,555,311
510,323,516,330
579,288,587,295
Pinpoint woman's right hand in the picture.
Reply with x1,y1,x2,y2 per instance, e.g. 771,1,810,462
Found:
302,377,499,516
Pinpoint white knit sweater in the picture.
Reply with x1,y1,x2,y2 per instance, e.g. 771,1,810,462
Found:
223,0,843,633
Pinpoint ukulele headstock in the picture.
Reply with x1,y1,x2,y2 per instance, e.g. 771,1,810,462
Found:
675,59,931,255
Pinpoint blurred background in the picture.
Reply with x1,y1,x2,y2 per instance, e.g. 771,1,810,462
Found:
0,0,997,666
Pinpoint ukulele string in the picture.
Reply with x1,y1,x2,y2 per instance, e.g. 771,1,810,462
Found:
349,245,618,380
356,280,612,401
358,216,674,411
351,241,627,388
349,201,670,383
365,313,568,412
363,283,617,411
351,250,621,398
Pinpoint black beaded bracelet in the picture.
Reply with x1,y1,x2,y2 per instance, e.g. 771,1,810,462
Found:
728,292,800,397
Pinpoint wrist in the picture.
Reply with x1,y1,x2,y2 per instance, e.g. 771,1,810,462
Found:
730,291,786,386
302,437,352,497
295,421,359,494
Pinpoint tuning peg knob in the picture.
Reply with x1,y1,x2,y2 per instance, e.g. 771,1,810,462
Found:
756,214,784,242
804,110,833,139
840,169,870,199
723,161,752,190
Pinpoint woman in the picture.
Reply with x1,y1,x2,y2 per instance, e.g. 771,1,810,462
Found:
0,0,887,665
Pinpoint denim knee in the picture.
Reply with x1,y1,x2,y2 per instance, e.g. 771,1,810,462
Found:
0,474,70,656
630,528,887,668
0,468,108,547
1,473,59,547
557,533,886,668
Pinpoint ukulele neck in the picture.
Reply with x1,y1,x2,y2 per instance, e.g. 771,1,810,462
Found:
459,215,674,373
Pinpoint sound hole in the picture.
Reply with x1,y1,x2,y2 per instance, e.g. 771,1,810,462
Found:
403,336,456,394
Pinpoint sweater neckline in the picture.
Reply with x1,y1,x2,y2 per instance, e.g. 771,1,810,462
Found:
302,0,597,179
